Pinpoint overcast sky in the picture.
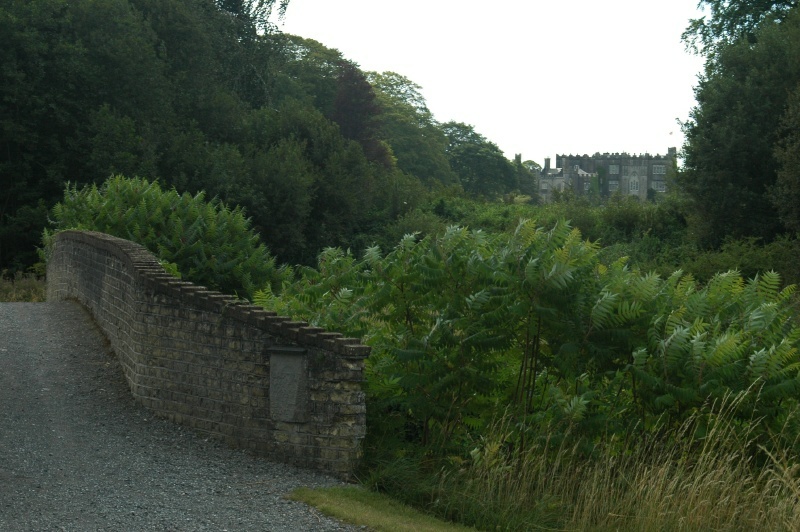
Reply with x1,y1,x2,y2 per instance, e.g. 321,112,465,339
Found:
277,0,706,166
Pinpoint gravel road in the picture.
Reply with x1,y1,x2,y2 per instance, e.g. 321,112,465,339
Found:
0,302,361,531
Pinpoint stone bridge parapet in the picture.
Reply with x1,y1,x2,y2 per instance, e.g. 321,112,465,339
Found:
46,230,368,478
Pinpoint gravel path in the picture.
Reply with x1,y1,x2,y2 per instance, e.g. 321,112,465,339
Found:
0,302,362,531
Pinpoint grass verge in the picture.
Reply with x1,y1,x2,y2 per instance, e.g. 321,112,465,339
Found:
287,486,475,531
0,271,46,302
351,395,800,531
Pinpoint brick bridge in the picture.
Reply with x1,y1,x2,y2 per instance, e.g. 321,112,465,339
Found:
45,230,369,479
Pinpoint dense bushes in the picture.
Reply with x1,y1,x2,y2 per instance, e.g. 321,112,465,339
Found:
253,217,800,526
258,219,800,455
44,175,282,298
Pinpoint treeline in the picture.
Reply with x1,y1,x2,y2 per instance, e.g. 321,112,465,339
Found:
0,0,535,272
6,0,800,276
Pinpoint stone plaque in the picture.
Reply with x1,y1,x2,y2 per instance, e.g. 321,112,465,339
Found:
268,347,308,422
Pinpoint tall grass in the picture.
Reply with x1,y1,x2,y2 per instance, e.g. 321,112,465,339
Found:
431,396,800,531
0,271,46,302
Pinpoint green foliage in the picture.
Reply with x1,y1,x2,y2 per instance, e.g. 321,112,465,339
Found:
215,0,289,35
46,175,282,298
236,99,382,262
0,0,94,270
654,235,800,290
441,122,517,198
271,35,344,114
0,0,524,274
368,71,457,186
773,84,800,233
0,0,258,270
632,270,800,434
330,60,391,167
260,219,800,462
683,0,796,55
680,5,800,246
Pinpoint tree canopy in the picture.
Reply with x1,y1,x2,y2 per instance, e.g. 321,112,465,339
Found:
679,4,800,246
441,122,517,197
0,0,531,272
773,85,800,232
368,72,457,186
683,0,797,54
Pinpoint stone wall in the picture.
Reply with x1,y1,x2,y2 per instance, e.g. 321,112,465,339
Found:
46,230,369,478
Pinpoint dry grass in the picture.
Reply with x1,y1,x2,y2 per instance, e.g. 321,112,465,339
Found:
433,398,800,531
0,271,46,302
564,434,800,530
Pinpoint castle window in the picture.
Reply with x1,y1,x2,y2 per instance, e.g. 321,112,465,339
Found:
629,179,639,192
584,182,590,191
609,180,619,191
653,165,666,175
541,182,549,191
609,164,620,175
652,181,666,192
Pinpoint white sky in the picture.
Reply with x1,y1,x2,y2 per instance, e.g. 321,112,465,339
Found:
277,0,706,167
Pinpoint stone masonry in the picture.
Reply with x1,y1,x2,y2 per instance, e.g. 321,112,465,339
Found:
540,147,677,202
46,230,369,479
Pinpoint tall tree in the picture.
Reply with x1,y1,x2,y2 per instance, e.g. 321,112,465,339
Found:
679,6,800,246
271,35,344,114
0,0,292,271
215,0,288,35
772,84,800,232
239,99,381,264
0,0,92,269
368,71,457,185
330,60,391,167
441,122,516,197
515,155,539,201
683,0,797,55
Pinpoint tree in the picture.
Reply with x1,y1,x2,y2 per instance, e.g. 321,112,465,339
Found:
330,60,391,166
515,155,539,201
215,0,288,35
271,35,345,115
683,0,797,55
0,0,93,270
0,0,291,271
679,6,800,246
368,71,457,186
772,84,800,232
441,122,516,197
235,99,382,264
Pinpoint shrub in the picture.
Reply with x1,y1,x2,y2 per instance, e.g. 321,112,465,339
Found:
44,175,282,299
259,219,800,457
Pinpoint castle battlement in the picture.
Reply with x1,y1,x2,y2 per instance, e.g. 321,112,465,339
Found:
540,147,676,202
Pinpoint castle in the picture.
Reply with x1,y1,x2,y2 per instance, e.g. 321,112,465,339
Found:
539,147,677,202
